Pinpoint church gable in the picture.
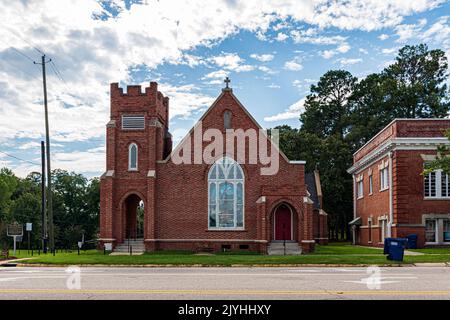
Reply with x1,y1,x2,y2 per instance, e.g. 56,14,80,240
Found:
165,87,291,167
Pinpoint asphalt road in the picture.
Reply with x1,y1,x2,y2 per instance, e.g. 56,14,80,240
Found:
0,266,449,300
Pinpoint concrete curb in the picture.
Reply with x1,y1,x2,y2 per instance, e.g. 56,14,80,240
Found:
413,262,449,267
0,258,34,266
12,263,419,268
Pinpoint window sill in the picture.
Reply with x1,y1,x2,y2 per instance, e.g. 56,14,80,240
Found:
357,196,364,200
423,197,450,201
379,188,389,193
206,228,247,232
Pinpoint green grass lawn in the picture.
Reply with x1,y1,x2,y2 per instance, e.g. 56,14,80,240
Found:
2,243,449,266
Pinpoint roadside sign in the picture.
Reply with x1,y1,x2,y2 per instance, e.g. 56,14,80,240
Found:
7,223,23,237
104,243,112,251
6,223,23,255
26,223,32,231
77,241,83,249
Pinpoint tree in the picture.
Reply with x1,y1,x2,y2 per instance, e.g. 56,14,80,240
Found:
275,125,323,172
424,128,450,174
347,73,394,150
300,70,357,139
383,44,449,118
0,168,18,222
51,170,99,248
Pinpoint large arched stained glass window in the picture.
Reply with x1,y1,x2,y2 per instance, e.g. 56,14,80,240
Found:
208,156,244,229
129,143,138,171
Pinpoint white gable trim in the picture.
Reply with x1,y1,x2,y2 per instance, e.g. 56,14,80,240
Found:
159,90,304,165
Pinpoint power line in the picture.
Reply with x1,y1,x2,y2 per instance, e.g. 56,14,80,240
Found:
50,60,66,84
0,150,40,166
0,22,45,55
9,46,35,63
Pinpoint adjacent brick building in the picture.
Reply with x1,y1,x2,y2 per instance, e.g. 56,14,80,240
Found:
99,81,327,254
348,119,450,248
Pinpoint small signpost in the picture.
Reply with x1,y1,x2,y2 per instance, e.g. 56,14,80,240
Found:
7,223,23,256
26,223,32,253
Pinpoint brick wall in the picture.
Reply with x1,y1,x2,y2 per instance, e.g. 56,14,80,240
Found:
100,85,318,253
352,119,450,247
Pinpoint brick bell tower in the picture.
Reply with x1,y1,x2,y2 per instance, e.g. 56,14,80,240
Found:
99,82,172,250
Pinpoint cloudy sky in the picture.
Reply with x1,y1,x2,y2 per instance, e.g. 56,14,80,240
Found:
0,0,449,177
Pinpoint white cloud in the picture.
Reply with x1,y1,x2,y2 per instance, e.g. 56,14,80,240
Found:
172,53,206,67
0,0,445,175
202,69,229,79
275,32,289,41
250,53,274,62
284,60,303,71
208,52,254,72
378,34,390,40
337,44,351,53
395,18,427,42
339,58,363,65
420,16,450,50
292,79,303,89
320,43,351,59
290,29,347,45
359,48,369,54
209,53,242,70
258,66,277,74
264,98,306,122
156,83,216,119
381,47,398,54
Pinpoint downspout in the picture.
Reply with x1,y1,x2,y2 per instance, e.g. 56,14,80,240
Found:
352,174,356,245
388,151,394,237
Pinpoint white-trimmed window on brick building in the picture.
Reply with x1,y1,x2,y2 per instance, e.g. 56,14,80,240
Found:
379,218,387,243
379,166,389,191
208,156,244,229
368,218,372,243
425,218,450,244
424,168,449,199
128,143,138,171
444,219,450,243
356,174,364,199
369,174,373,195
426,219,437,243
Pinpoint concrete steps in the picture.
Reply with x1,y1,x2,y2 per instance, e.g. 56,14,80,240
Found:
114,239,145,254
268,242,302,255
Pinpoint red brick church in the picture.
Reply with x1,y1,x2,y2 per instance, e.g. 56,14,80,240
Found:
99,81,327,254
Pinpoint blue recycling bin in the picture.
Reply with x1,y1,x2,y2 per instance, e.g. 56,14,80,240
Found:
406,234,418,249
385,238,407,261
383,238,393,254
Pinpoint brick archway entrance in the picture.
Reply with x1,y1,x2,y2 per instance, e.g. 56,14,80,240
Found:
273,204,293,241
123,194,144,240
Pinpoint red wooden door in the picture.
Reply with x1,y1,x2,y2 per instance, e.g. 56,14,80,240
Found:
275,206,292,240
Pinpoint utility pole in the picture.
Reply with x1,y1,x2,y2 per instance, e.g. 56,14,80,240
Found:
40,141,47,253
34,55,54,253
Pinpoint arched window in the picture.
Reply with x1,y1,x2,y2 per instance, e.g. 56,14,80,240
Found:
128,143,138,171
208,156,244,229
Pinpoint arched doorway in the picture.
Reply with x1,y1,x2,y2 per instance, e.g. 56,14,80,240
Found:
123,194,144,240
273,203,294,241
